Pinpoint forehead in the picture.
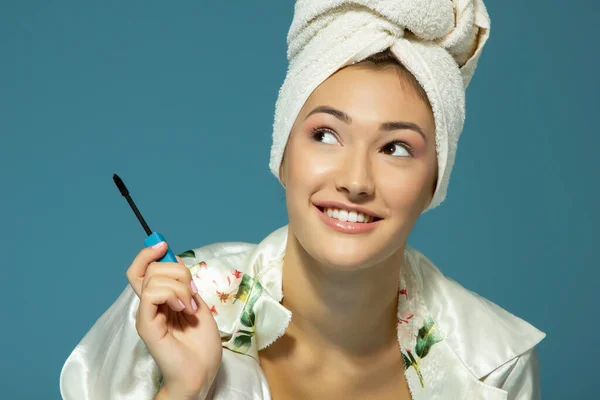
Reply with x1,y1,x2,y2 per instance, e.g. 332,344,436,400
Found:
301,66,434,131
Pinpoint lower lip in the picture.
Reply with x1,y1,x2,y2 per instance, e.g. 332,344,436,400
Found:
315,206,380,234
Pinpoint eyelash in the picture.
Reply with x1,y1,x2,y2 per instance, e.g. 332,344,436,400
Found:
383,140,414,157
310,127,414,157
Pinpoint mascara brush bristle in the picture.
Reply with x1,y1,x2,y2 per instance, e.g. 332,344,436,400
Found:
112,173,153,235
113,174,129,197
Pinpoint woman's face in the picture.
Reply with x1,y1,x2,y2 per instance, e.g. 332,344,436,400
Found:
281,65,437,271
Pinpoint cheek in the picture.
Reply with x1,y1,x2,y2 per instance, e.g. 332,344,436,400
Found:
286,136,337,190
379,164,434,214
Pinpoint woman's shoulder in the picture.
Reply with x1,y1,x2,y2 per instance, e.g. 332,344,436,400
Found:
405,245,546,379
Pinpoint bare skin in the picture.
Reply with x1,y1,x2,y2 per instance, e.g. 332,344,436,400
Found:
259,64,437,399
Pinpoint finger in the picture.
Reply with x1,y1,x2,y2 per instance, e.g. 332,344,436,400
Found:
192,288,210,311
138,286,185,328
126,242,169,296
136,286,180,341
144,276,198,315
142,261,192,291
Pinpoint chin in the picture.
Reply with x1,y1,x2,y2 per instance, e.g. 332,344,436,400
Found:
304,231,399,272
320,251,379,271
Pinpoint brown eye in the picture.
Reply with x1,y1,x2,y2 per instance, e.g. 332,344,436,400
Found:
311,128,338,145
382,142,412,157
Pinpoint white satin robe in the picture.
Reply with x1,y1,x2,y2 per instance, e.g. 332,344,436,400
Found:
60,225,545,399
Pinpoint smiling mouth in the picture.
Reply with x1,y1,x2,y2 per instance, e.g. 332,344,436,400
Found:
315,206,382,224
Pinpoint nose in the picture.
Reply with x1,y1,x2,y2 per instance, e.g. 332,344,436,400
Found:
334,150,375,200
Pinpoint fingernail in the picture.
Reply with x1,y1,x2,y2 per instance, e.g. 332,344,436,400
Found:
152,241,165,249
190,280,198,294
191,299,198,311
178,299,186,310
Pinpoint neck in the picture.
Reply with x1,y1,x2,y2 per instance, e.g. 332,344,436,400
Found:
280,231,403,360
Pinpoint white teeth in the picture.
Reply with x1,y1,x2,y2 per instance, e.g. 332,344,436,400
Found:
348,211,358,223
322,207,375,223
338,210,348,222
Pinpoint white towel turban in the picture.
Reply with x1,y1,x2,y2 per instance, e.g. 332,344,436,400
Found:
270,0,491,213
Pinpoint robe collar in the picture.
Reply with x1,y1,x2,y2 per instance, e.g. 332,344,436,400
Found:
183,225,544,399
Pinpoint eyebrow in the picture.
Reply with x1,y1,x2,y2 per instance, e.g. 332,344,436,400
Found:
305,105,352,124
305,105,427,142
380,121,427,142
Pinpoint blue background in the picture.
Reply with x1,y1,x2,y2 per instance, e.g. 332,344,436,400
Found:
1,1,597,398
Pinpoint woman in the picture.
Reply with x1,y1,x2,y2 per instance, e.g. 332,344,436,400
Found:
60,1,545,399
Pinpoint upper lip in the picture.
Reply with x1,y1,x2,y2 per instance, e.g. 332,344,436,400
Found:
313,201,383,219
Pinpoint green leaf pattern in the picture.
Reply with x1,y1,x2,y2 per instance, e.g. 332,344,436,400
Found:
416,317,442,359
231,277,263,352
234,274,252,304
402,316,442,388
178,249,196,259
232,334,252,353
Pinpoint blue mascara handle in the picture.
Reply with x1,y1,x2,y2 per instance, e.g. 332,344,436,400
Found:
144,232,178,263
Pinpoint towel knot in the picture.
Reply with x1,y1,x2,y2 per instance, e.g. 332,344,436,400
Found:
379,22,404,40
288,0,489,88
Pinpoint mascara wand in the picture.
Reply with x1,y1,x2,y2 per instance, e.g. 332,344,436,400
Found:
113,174,152,236
113,173,178,263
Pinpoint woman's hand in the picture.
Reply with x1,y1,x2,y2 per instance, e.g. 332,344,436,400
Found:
127,242,222,399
